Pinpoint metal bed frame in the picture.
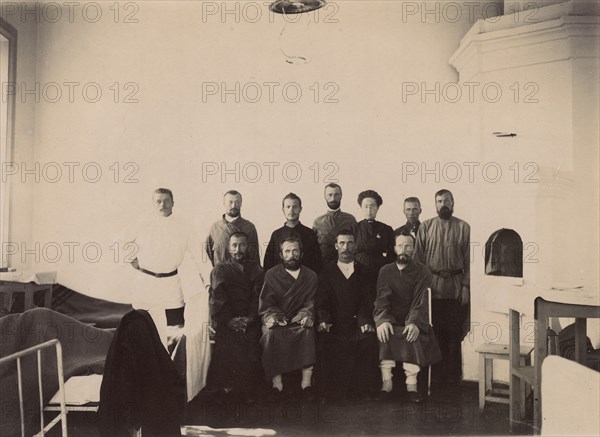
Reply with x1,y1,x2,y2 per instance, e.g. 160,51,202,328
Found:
0,339,68,437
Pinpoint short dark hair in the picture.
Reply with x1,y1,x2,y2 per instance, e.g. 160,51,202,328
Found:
282,192,302,208
357,190,382,207
335,229,355,242
224,190,242,199
324,183,342,195
229,231,248,242
404,197,421,206
279,236,303,251
154,188,173,201
395,230,415,244
435,189,453,201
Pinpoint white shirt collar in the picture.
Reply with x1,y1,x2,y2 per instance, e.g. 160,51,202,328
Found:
337,260,355,279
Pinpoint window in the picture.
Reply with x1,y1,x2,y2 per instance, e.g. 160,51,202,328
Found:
485,228,523,278
0,18,17,269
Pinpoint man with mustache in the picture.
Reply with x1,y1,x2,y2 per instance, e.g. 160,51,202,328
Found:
128,188,210,344
313,183,357,265
264,193,322,273
206,232,264,402
316,230,379,402
259,237,318,401
414,189,470,388
206,190,260,266
374,232,441,403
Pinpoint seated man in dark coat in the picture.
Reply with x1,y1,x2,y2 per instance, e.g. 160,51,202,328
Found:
374,232,442,403
259,236,318,401
207,231,264,401
316,229,379,401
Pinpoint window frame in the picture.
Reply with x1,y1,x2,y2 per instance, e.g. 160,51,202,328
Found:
0,17,17,269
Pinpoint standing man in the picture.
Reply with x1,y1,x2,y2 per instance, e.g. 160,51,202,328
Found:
316,230,379,401
127,188,209,341
414,189,470,387
206,190,260,266
207,232,264,402
264,193,322,273
259,237,318,400
375,232,441,403
313,183,357,265
395,197,422,238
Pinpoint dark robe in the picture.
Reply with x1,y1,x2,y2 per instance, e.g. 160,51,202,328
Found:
207,259,264,393
313,210,357,264
353,220,395,274
316,261,379,397
98,310,185,437
259,265,317,379
374,261,441,367
263,222,323,273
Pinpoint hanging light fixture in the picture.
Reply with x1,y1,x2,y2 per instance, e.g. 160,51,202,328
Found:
269,0,326,15
269,0,327,64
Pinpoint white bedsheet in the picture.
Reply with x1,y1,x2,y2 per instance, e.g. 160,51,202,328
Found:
542,356,600,436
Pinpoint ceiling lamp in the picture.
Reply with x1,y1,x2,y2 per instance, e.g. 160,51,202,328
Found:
269,0,326,15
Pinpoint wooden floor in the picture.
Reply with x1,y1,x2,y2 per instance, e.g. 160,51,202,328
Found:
59,382,535,436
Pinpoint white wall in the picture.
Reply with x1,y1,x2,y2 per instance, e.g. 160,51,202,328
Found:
11,0,600,384
23,1,501,302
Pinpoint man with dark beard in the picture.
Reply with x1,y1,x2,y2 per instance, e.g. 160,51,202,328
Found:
206,190,260,266
313,183,357,265
414,189,470,387
259,237,318,401
374,232,441,403
207,232,264,402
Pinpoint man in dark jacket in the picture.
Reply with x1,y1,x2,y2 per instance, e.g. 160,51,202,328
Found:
316,229,379,401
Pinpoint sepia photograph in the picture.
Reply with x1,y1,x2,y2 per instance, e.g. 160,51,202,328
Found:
1,1,599,436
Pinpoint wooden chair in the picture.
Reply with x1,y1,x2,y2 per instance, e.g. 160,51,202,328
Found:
510,297,600,433
476,342,532,411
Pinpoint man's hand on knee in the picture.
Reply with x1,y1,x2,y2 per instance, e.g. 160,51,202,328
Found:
402,324,420,342
265,317,287,328
360,324,375,333
377,322,394,343
318,322,332,332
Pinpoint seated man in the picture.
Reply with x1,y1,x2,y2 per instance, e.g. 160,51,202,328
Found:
259,237,318,401
207,232,264,402
374,232,442,403
316,230,379,401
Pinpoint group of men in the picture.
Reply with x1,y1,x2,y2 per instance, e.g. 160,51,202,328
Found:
129,184,471,404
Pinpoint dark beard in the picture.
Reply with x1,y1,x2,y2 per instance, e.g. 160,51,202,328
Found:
283,259,301,271
437,206,453,220
396,254,410,265
227,209,240,218
231,253,245,262
327,200,341,210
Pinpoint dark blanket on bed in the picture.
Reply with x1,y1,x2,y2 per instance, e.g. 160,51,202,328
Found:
0,308,114,437
48,284,133,329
